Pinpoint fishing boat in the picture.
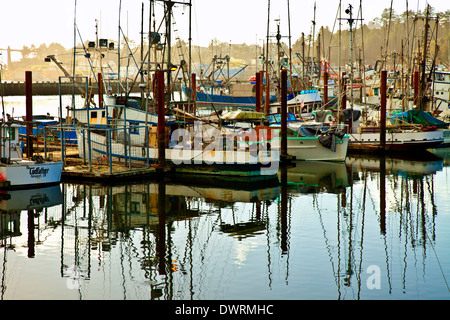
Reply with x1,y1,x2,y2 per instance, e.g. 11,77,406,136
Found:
269,89,322,118
183,81,277,111
266,112,349,161
183,54,276,111
348,126,444,152
432,70,450,114
17,114,78,146
0,123,63,189
343,106,445,152
311,102,445,153
76,114,280,178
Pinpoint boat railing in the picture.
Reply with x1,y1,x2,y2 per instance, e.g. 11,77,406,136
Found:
19,121,158,174
329,123,349,134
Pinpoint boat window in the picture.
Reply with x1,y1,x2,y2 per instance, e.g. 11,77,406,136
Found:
274,114,282,123
130,201,140,214
129,121,139,134
91,111,98,119
287,128,297,136
7,128,15,140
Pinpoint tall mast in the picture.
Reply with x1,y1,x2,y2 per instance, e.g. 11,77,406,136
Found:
287,0,293,94
338,0,342,113
72,0,77,112
188,0,192,105
347,4,354,114
141,2,144,103
276,19,281,101
419,5,430,111
73,0,77,79
165,0,174,102
265,0,271,114
311,1,316,85
145,0,153,129
118,0,122,96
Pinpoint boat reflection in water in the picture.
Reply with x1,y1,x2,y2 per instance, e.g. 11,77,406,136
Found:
280,160,351,194
1,150,450,299
0,185,63,261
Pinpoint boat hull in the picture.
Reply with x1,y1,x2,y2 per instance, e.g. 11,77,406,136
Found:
0,161,63,189
76,130,280,177
348,130,444,151
270,135,349,161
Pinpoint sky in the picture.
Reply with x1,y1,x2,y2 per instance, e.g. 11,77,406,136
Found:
0,0,448,62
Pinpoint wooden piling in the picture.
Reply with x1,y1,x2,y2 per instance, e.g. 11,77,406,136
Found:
380,70,387,148
98,72,104,108
281,69,288,160
25,71,33,158
414,71,419,107
255,72,261,112
191,73,196,114
265,71,271,116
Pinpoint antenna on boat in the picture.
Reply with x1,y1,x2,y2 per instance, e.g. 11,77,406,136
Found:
287,0,293,95
118,0,122,96
340,4,363,131
311,1,316,86
265,0,271,115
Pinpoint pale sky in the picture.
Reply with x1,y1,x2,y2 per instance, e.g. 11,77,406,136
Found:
0,0,448,60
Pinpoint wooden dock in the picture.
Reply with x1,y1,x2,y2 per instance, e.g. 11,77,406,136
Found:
60,155,281,188
61,156,168,184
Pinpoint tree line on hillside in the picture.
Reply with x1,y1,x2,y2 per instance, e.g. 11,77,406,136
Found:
4,7,449,82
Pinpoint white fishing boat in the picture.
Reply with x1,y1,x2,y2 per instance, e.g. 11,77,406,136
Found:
312,108,445,152
266,112,349,162
0,123,63,189
270,90,322,118
431,70,450,114
349,108,445,151
76,122,280,178
348,128,444,151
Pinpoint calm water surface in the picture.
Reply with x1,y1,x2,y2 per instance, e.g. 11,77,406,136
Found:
1,149,450,300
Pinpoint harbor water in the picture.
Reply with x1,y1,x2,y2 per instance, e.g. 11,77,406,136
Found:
0,151,450,300
1,96,450,300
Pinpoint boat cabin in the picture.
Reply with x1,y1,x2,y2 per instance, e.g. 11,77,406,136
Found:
433,71,450,112
0,124,22,161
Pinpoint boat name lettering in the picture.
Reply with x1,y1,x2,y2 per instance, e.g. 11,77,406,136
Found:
28,166,50,177
30,194,50,207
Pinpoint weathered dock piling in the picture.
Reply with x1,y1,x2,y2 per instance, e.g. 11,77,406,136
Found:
25,71,33,158
380,70,387,147
255,72,262,113
280,69,288,161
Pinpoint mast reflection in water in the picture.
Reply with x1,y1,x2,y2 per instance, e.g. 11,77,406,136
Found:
1,151,450,300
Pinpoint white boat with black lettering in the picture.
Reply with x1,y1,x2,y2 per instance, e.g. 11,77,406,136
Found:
0,123,63,189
